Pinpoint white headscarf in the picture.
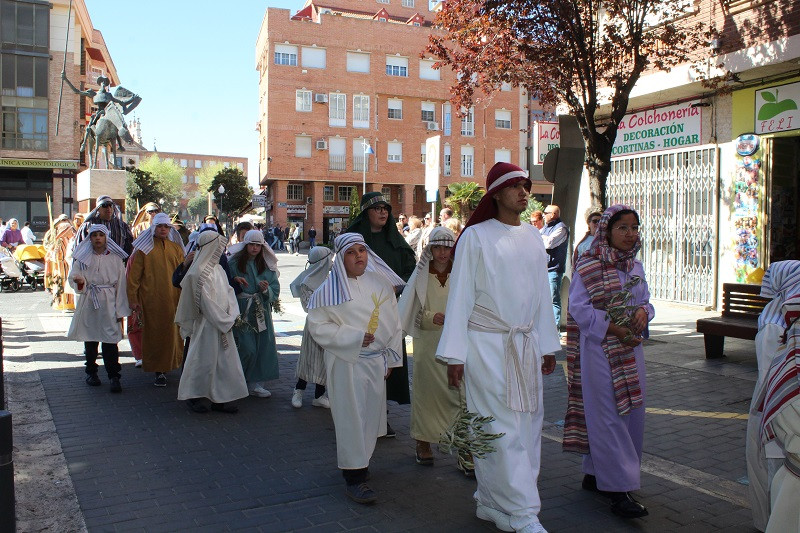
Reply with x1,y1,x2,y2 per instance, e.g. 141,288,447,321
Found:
307,233,405,310
131,212,184,256
759,260,800,329
397,226,455,335
71,224,128,270
175,231,227,340
290,246,333,310
227,229,279,275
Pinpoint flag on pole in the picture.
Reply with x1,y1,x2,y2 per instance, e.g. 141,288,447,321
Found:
364,143,375,155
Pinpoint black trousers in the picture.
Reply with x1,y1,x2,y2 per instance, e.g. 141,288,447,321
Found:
295,379,325,398
84,342,121,378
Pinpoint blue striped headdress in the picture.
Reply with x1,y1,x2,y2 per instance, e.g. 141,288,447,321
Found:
307,233,405,310
758,260,800,329
71,224,128,269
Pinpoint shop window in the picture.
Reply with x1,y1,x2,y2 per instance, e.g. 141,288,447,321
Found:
323,185,334,202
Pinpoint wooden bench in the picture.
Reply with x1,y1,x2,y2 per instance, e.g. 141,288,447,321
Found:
696,282,770,359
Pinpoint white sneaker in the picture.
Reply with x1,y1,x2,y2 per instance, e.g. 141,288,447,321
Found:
248,384,272,398
517,521,548,533
291,389,303,408
476,504,513,532
312,393,330,409
134,359,142,368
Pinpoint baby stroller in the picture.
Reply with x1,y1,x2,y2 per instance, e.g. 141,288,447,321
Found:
0,248,23,292
13,245,46,290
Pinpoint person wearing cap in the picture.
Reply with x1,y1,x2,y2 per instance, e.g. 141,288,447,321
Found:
126,213,185,387
229,230,281,398
346,192,416,434
306,233,405,504
436,162,560,533
67,224,131,393
76,196,134,257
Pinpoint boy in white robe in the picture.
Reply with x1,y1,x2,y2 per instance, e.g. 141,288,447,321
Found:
67,224,131,393
175,231,249,414
437,162,560,533
307,233,405,504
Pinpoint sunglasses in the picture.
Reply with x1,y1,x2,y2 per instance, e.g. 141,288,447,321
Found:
99,202,114,208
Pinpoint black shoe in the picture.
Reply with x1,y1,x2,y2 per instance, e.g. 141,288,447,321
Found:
187,399,210,413
210,402,238,414
109,377,121,393
610,492,648,518
415,451,434,466
582,474,611,496
154,373,167,387
85,373,101,386
345,482,377,504
383,423,396,438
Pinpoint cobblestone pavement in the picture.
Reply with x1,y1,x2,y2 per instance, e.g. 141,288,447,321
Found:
2,252,760,532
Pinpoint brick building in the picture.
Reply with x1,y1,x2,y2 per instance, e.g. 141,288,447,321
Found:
255,0,544,244
1,0,118,235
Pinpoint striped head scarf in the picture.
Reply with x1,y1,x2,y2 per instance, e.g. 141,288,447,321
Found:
290,246,334,301
227,229,279,275
175,231,227,340
307,233,405,310
71,224,128,269
760,293,800,443
131,213,185,256
758,260,800,330
397,226,455,335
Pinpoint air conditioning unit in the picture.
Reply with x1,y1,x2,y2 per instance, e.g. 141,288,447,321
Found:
426,121,440,131
306,196,313,204
316,139,328,150
314,93,328,103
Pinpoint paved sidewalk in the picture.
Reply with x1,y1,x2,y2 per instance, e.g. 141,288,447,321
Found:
3,257,761,532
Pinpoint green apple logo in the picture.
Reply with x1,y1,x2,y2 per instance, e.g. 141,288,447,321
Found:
758,90,798,120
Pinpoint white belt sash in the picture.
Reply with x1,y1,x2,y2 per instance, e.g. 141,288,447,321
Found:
360,347,401,374
237,292,267,332
468,304,539,413
88,283,115,310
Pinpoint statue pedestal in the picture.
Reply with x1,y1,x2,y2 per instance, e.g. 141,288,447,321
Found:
76,169,127,216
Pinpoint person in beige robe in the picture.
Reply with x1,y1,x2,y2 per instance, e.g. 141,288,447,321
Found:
397,226,461,467
126,213,185,386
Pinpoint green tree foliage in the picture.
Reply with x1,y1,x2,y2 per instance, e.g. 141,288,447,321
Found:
210,167,253,219
521,197,545,223
348,187,361,225
195,162,225,195
125,167,160,220
444,181,484,221
138,154,183,204
428,0,703,209
187,195,209,220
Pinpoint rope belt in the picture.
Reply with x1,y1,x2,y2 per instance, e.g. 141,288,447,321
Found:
468,304,540,413
88,283,115,310
360,347,400,374
784,453,800,479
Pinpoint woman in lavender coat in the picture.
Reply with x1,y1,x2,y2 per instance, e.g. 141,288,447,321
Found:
563,204,654,519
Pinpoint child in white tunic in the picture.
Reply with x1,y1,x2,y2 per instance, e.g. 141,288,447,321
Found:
67,224,130,393
307,233,405,504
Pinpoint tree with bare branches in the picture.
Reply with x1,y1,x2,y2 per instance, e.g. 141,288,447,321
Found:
428,0,705,208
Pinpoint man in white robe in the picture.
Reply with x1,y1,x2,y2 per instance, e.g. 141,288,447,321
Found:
175,230,248,413
436,162,560,533
307,233,405,504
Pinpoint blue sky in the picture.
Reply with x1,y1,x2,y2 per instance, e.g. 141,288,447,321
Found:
83,0,302,188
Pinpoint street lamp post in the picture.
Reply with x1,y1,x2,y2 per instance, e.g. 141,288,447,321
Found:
218,184,226,235
362,140,374,197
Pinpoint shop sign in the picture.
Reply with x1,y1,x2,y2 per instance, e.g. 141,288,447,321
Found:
754,80,800,134
612,101,702,156
735,134,759,156
323,205,350,215
286,204,307,215
252,195,267,207
0,158,79,169
277,202,288,208
532,122,560,164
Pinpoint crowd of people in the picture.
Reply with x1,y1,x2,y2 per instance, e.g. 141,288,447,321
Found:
12,162,800,532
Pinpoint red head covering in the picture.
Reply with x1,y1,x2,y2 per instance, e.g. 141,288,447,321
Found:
453,162,531,253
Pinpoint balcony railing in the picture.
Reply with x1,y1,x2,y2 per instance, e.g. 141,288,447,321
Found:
353,155,367,172
329,154,346,171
